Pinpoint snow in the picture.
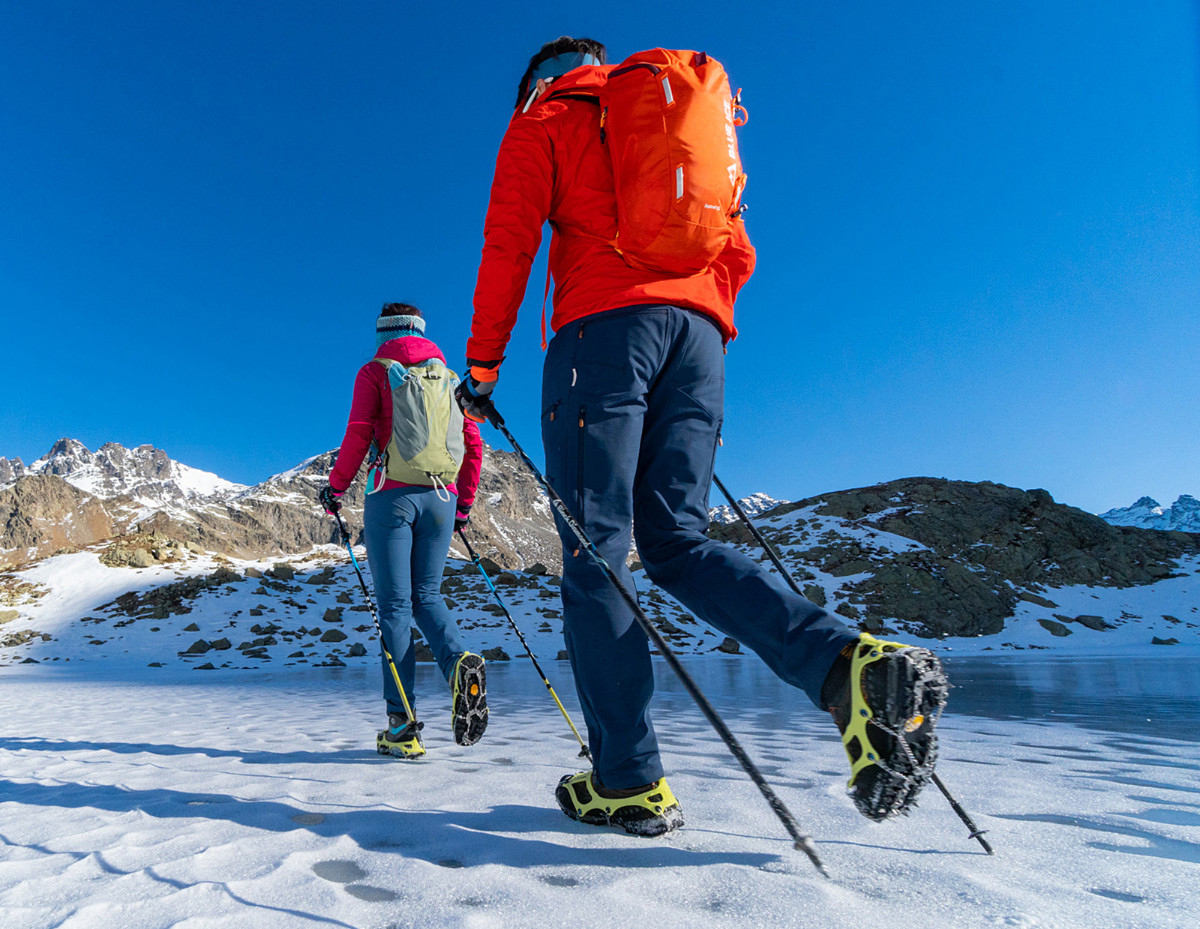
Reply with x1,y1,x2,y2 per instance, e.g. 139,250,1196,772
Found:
709,492,786,524
1,656,1198,929
2,549,1199,926
24,441,247,505
1100,495,1200,532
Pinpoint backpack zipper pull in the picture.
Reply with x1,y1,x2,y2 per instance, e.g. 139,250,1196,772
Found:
600,106,608,144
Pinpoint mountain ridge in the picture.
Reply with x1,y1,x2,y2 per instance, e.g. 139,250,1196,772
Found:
1100,494,1200,533
2,439,1197,651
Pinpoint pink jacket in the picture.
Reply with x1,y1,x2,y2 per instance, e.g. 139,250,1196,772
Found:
329,337,483,507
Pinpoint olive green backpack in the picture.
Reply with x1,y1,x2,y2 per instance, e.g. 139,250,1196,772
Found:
368,358,465,497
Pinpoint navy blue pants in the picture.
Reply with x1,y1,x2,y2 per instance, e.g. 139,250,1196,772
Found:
541,305,859,788
363,486,465,717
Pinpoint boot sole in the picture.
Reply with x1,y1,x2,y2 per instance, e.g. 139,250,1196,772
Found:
555,774,684,837
852,645,948,820
452,654,488,746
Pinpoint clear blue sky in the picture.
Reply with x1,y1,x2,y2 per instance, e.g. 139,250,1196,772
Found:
2,1,1197,513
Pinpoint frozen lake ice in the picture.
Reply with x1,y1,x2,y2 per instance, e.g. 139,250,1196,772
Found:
1,653,1198,928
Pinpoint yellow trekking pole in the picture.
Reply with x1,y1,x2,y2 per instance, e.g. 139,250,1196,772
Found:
456,528,590,759
332,510,418,728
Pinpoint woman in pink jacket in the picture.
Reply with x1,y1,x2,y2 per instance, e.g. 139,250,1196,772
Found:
322,303,486,758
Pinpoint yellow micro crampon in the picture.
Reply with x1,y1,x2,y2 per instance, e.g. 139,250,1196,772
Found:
562,772,680,818
841,633,920,788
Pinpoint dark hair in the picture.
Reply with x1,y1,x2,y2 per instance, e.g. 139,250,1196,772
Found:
514,36,607,109
380,302,422,318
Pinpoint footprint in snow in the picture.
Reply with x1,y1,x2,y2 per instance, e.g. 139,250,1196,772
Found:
312,859,367,883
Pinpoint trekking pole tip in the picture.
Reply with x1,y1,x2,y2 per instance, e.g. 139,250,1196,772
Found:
792,838,829,878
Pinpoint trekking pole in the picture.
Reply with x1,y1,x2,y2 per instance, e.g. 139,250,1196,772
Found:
456,527,591,760
482,405,829,878
711,472,994,855
331,509,418,727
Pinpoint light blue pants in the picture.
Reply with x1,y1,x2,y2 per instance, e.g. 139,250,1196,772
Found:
363,486,465,717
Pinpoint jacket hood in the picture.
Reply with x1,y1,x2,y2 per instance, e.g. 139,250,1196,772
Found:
374,336,448,367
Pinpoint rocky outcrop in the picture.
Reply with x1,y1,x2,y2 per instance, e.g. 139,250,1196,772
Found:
1,439,562,571
0,456,25,487
447,447,563,572
748,479,1198,638
0,474,116,567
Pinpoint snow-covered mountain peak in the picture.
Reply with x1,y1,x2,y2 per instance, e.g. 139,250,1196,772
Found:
709,492,786,524
24,439,246,509
1100,494,1200,532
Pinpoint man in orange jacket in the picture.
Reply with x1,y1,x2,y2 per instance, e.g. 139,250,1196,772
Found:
458,37,946,837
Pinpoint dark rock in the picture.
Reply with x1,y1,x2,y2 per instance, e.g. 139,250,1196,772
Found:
287,650,306,658
210,638,232,650
715,636,741,654
244,567,263,578
194,662,216,670
1152,637,1180,645
1019,591,1059,608
415,641,435,662
527,563,549,576
183,622,200,632
320,629,347,643
182,639,212,654
482,647,511,661
210,566,241,585
1037,618,1072,637
305,566,337,585
268,563,295,581
803,584,827,607
556,649,569,660
347,642,367,657
336,591,353,604
323,607,344,624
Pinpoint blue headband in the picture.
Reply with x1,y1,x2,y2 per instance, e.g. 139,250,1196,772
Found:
376,313,425,347
532,51,599,85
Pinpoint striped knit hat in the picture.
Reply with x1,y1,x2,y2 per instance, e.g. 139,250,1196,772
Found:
376,307,426,347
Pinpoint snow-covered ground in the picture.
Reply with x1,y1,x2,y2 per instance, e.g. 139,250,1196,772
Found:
3,536,1198,926
1,657,1198,929
3,546,1198,677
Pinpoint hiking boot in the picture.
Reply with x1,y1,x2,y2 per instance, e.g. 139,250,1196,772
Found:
376,713,426,759
450,652,488,746
824,633,949,821
555,771,684,837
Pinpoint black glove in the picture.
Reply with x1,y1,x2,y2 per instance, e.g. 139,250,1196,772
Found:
319,484,343,515
454,505,471,531
455,365,498,424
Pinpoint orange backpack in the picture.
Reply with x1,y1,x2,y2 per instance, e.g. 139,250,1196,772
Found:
546,48,749,275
